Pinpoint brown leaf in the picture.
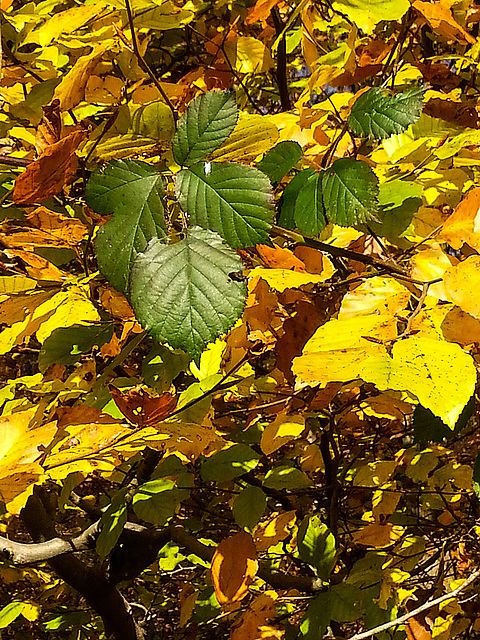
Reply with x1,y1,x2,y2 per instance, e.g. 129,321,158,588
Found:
109,385,177,427
424,98,479,129
413,0,476,45
211,531,258,604
35,99,62,155
27,207,87,246
230,593,278,640
13,130,87,205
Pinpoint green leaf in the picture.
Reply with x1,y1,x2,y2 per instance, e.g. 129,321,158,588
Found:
0,601,24,628
96,489,128,558
172,91,238,167
142,344,191,393
201,444,261,482
38,324,114,372
360,337,476,428
348,86,425,140
300,583,363,640
322,158,379,226
256,141,303,185
263,465,313,490
278,168,315,230
86,159,167,293
297,516,336,581
294,171,328,236
129,226,247,361
413,396,475,446
175,162,274,249
233,485,267,531
133,477,190,526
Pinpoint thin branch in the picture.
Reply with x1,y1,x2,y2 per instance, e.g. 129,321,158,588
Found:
123,0,176,121
349,567,480,640
271,7,291,111
397,281,430,339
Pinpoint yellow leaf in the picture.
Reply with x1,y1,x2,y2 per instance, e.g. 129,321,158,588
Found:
412,0,476,45
211,531,258,604
352,522,405,547
20,603,39,622
331,0,409,34
24,3,108,47
372,483,401,522
0,276,36,295
292,315,397,388
261,414,305,455
231,593,278,640
252,263,335,293
35,286,101,343
361,337,476,427
208,114,279,163
224,36,273,74
353,460,398,487
444,255,480,319
410,245,453,301
338,276,410,318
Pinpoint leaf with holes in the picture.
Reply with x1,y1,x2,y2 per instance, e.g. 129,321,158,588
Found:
348,86,425,140
175,161,274,248
86,159,167,294
322,158,379,226
173,91,238,167
129,226,247,361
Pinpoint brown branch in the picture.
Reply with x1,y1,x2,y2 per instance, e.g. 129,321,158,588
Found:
271,7,291,111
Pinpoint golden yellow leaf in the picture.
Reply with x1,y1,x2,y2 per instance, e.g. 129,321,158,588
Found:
224,36,273,74
24,3,108,47
231,593,278,640
353,460,398,487
252,263,335,293
410,245,454,301
413,0,476,45
211,531,258,604
35,286,101,343
253,511,296,552
292,315,397,388
372,483,401,522
261,414,305,456
209,114,279,162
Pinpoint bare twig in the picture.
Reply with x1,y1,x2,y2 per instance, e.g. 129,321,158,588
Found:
349,567,480,640
397,281,430,338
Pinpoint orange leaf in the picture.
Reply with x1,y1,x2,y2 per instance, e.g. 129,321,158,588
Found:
35,99,62,155
109,385,178,427
438,187,480,250
13,130,87,205
211,531,258,604
253,511,296,552
413,0,475,45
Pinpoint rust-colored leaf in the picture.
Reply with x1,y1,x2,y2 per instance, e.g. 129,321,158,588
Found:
109,385,178,427
13,130,87,205
211,531,258,604
35,99,62,155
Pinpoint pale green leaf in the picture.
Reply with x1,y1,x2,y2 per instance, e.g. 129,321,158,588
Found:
96,489,128,558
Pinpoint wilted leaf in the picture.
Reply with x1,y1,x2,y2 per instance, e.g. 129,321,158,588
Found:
13,130,87,205
109,385,177,427
129,227,246,361
175,162,274,249
211,531,258,604
413,0,476,45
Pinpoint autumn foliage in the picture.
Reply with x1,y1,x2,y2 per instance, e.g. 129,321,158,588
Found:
2,0,480,639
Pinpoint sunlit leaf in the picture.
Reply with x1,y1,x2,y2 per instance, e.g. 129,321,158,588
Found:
211,531,258,604
175,162,274,249
96,488,128,558
348,86,425,140
297,516,336,581
129,227,246,360
263,465,313,489
331,0,410,33
201,444,261,482
322,158,379,226
173,91,238,167
86,159,167,294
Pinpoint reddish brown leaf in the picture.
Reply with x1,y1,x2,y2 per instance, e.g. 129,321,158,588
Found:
109,385,177,427
13,130,87,205
35,99,62,155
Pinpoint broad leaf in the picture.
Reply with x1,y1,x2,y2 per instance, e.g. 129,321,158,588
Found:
360,337,476,428
232,485,267,532
294,171,328,235
172,91,238,167
278,168,315,229
86,159,167,293
96,488,128,558
322,158,379,226
133,477,190,526
175,162,274,248
297,516,336,581
201,444,261,482
263,465,313,490
129,227,247,361
256,140,303,185
348,86,425,140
